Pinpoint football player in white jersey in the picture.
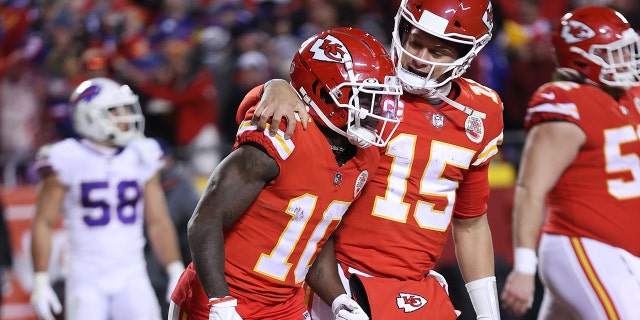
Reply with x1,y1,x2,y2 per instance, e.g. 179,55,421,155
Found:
29,77,185,320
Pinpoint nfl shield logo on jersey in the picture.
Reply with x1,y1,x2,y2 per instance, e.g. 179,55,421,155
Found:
396,292,428,312
334,172,343,186
432,114,444,129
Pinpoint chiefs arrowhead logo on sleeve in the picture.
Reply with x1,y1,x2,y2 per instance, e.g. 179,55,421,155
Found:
309,34,350,63
561,20,596,44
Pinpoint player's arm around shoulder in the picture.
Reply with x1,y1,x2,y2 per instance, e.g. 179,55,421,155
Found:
236,79,309,139
188,142,279,298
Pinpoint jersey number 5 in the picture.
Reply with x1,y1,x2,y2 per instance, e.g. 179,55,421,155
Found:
604,125,640,199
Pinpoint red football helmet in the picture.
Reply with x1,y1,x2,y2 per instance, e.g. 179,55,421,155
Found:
392,0,493,94
290,27,402,148
552,6,640,89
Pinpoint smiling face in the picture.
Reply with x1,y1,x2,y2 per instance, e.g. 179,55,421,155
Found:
400,27,461,82
391,0,493,95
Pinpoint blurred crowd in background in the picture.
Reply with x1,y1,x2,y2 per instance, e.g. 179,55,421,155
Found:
1,0,640,319
0,0,639,187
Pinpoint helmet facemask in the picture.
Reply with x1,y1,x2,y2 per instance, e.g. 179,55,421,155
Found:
553,6,640,89
582,29,640,89
291,27,402,149
302,75,402,148
330,76,402,148
98,102,145,147
391,1,492,95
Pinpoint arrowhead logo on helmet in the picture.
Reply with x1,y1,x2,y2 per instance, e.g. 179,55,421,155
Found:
309,35,349,63
561,20,596,44
291,27,402,148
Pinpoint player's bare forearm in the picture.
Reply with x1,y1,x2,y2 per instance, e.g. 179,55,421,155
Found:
145,174,183,265
513,122,583,249
452,214,495,282
146,217,182,266
306,237,345,304
31,174,66,272
189,144,279,298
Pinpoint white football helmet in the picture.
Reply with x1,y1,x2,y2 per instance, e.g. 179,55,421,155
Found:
70,77,145,147
392,0,493,94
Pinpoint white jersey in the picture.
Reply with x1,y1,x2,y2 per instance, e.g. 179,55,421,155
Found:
35,138,164,274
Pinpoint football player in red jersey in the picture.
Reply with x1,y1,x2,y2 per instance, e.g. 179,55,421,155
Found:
500,6,640,319
168,27,402,320
235,0,503,319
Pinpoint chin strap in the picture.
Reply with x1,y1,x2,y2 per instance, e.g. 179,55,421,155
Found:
427,86,486,119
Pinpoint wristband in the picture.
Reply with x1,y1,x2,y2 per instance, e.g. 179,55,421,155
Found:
331,294,349,313
514,247,538,275
166,260,185,276
33,272,50,288
264,79,288,90
261,79,286,100
208,296,237,308
465,276,499,319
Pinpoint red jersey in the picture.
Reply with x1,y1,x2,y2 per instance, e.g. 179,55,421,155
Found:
525,82,640,256
223,106,379,304
334,78,504,280
139,69,219,145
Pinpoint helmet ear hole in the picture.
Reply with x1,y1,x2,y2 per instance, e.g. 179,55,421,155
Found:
457,44,473,58
320,88,333,105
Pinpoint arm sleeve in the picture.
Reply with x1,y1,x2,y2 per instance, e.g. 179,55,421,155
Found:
454,163,490,218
